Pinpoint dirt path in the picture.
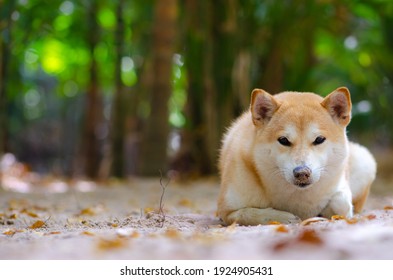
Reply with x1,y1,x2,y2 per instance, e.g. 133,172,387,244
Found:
1,177,393,259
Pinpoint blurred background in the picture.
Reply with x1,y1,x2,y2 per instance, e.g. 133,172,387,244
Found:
0,0,393,184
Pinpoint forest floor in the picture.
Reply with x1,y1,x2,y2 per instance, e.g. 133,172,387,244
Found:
1,171,393,260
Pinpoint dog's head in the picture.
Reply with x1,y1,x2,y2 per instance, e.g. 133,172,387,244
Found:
251,87,351,188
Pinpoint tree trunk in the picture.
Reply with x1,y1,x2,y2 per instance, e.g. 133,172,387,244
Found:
109,0,126,178
210,0,238,170
260,41,284,94
0,1,14,158
172,0,213,176
82,0,102,179
138,0,178,176
174,0,238,176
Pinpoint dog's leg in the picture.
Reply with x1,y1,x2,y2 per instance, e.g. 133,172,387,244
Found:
353,183,371,213
348,142,376,213
225,208,301,226
320,188,353,218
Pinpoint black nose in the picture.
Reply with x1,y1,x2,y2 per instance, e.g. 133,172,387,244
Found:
293,166,312,180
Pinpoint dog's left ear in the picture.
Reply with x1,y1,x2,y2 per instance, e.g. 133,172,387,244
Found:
321,87,352,126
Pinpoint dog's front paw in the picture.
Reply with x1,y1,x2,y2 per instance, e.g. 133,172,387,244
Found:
267,209,301,224
225,208,301,226
320,195,353,219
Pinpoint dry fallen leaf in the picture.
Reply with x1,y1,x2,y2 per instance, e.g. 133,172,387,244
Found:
301,217,328,226
345,217,359,224
297,229,323,245
29,220,46,229
178,198,194,208
77,204,106,217
79,207,96,216
384,206,393,210
273,240,291,251
9,213,17,219
21,209,39,218
3,229,24,236
81,231,95,236
275,225,289,233
46,231,61,235
366,214,377,220
144,207,155,214
165,228,181,239
331,215,345,221
268,221,282,225
3,229,16,236
97,238,127,250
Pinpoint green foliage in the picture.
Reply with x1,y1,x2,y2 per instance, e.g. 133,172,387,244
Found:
2,0,393,176
169,54,186,128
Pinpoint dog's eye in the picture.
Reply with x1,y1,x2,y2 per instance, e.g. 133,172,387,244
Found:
313,136,326,145
278,136,291,147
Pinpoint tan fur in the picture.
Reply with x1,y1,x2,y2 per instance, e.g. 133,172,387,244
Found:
353,183,371,213
218,87,377,225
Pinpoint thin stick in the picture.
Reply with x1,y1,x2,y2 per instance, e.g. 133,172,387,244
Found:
158,169,170,227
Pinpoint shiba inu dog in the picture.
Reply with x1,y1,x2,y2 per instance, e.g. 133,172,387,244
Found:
217,87,377,225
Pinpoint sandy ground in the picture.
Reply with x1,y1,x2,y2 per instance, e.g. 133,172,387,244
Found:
1,175,393,260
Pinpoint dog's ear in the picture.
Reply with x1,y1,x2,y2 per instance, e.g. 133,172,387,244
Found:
251,89,279,126
321,87,352,126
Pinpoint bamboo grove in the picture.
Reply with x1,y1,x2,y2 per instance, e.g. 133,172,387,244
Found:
1,0,393,179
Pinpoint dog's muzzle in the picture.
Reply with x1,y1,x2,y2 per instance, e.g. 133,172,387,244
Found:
293,165,312,187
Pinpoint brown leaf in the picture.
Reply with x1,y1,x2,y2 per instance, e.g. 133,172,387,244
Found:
3,229,24,236
178,198,194,208
97,238,126,250
345,217,359,224
29,220,46,229
165,228,181,239
301,217,328,226
9,213,17,219
46,231,61,235
144,207,154,214
331,215,345,221
81,231,95,236
297,229,323,245
273,240,290,251
79,207,96,216
268,221,282,225
21,209,39,218
275,225,289,233
366,214,377,220
384,206,393,210
3,229,16,236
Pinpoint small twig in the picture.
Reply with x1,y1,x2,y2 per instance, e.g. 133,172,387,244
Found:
44,215,52,224
158,169,170,227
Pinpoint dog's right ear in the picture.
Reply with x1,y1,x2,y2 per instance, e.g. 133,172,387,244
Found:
251,89,279,126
